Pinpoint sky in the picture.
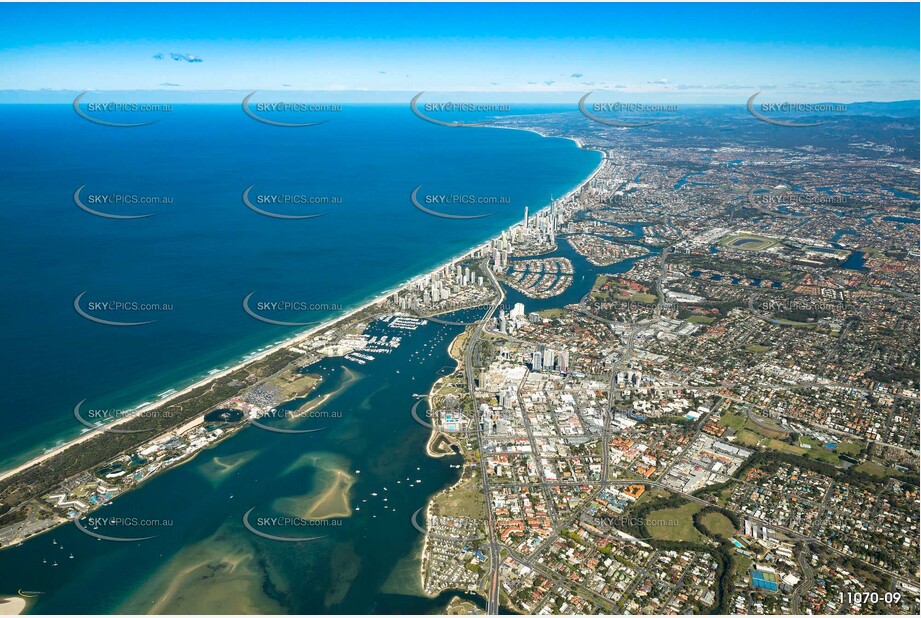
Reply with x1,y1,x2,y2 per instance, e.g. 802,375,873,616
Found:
0,2,918,103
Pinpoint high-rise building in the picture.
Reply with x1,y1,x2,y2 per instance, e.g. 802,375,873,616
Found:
531,350,543,371
543,348,555,371
559,350,570,373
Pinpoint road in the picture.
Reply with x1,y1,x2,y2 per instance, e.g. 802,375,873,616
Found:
464,261,505,614
460,242,916,613
791,541,815,613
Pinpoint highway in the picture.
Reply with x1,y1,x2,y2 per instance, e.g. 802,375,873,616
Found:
457,243,916,613
465,260,505,614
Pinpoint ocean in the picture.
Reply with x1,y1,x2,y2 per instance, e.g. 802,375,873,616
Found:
0,317,476,613
0,103,604,612
0,239,655,614
0,103,600,470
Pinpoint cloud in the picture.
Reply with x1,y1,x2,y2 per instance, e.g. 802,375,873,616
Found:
160,82,181,87
570,73,583,78
170,53,203,63
544,80,555,86
154,52,203,62
647,78,670,85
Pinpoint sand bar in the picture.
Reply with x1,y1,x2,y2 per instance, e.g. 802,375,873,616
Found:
0,132,604,485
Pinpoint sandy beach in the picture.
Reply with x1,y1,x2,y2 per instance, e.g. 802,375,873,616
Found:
0,131,605,488
0,597,25,616
0,127,606,610
412,128,605,597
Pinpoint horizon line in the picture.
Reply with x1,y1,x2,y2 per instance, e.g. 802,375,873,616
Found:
1,89,919,107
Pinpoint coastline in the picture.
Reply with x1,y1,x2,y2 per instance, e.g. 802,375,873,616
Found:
417,328,467,598
0,126,605,613
0,128,604,495
0,596,25,616
415,130,603,603
423,330,466,460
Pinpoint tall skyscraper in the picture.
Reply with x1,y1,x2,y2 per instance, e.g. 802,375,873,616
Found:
550,195,556,232
531,350,543,372
543,348,555,371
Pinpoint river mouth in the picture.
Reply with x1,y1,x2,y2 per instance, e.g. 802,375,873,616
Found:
0,318,468,614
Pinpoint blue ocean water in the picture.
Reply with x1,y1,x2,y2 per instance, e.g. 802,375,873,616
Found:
0,318,472,613
0,104,600,469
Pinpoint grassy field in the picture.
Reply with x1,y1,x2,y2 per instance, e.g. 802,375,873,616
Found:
734,426,846,466
855,460,897,478
612,292,657,304
268,372,321,398
645,502,708,544
745,344,771,353
722,410,862,465
712,483,737,508
445,598,480,615
799,436,862,458
746,415,789,439
452,330,472,357
699,511,736,539
720,411,788,440
687,315,716,324
537,308,567,319
590,275,609,299
835,440,863,456
593,274,612,288
735,428,797,453
719,411,748,431
631,486,670,508
431,469,488,520
718,233,780,252
735,553,753,574
772,318,818,329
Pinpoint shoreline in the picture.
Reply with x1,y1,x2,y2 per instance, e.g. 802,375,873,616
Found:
0,128,605,489
0,596,26,616
412,124,606,603
423,330,466,460
417,328,468,598
415,130,602,602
